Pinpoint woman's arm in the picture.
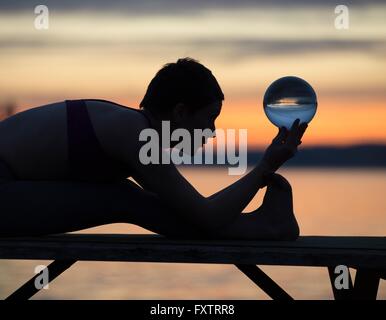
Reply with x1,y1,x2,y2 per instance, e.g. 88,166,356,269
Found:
119,115,307,234
205,119,307,215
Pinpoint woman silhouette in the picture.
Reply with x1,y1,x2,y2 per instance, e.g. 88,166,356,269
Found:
0,58,307,239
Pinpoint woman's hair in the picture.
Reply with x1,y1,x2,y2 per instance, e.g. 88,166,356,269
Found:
140,57,224,117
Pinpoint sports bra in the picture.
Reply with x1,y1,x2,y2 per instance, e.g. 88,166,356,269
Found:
65,98,151,182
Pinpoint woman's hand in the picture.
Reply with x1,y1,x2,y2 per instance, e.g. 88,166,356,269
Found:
260,119,308,173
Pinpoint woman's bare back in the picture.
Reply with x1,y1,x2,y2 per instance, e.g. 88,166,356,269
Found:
0,100,146,180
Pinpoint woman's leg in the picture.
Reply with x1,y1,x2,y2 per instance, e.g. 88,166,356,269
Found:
0,178,205,238
0,173,298,240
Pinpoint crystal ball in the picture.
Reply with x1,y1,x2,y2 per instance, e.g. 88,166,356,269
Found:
263,76,317,129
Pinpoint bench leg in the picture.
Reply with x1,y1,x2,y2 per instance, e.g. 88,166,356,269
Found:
353,269,380,300
328,266,383,300
235,264,293,300
328,266,354,300
5,259,77,300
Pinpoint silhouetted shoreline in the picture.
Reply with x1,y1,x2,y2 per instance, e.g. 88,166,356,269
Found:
180,144,386,168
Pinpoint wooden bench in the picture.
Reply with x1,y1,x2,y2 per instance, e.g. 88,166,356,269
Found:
0,234,385,300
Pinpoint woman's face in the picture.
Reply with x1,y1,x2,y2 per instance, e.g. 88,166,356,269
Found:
171,100,222,150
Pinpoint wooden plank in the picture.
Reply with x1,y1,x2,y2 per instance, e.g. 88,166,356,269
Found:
0,234,385,269
1,234,385,250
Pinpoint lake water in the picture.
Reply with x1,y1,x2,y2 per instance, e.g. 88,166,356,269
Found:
0,168,385,300
264,103,317,129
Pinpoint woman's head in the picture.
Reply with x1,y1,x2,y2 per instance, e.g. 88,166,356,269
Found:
140,57,224,136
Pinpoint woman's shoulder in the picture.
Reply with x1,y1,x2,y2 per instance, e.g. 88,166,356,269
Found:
83,99,144,118
83,98,130,109
85,99,151,143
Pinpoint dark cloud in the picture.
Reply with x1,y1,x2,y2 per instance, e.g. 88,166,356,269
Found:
1,36,385,58
194,38,386,57
0,0,384,13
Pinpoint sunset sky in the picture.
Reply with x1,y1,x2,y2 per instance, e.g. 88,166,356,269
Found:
1,0,385,147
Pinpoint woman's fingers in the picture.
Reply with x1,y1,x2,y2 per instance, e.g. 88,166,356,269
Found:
272,126,288,144
290,118,300,131
298,122,308,140
287,119,308,146
286,119,301,145
272,119,308,149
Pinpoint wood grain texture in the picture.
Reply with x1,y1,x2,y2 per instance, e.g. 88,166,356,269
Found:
0,234,385,269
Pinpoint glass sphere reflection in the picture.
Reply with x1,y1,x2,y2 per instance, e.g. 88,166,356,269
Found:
263,76,317,129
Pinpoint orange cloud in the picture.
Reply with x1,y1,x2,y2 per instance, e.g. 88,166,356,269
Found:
216,97,386,148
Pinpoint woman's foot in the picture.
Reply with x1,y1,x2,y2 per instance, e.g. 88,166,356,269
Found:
258,173,300,240
211,173,299,241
